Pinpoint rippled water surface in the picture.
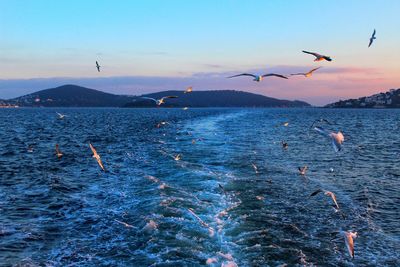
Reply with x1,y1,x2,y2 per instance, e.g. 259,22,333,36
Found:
0,108,399,266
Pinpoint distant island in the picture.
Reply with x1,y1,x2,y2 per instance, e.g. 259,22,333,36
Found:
326,88,400,108
0,84,311,108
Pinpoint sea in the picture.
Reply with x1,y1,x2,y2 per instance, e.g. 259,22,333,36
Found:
0,108,399,266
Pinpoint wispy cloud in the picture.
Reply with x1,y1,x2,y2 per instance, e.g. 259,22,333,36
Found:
202,63,225,69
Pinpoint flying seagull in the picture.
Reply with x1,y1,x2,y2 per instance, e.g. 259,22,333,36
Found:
343,231,358,258
89,142,105,171
313,126,344,152
291,67,322,77
96,61,101,72
156,121,169,128
184,86,193,94
282,141,288,149
302,51,332,62
55,144,63,159
140,96,178,106
114,219,134,228
368,29,376,48
56,112,66,119
298,166,308,176
227,73,288,82
310,189,340,210
251,163,259,174
27,145,34,153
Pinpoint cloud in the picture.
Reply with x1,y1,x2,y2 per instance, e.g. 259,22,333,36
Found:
202,63,225,69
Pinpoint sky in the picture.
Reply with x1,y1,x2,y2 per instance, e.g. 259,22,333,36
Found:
0,0,399,105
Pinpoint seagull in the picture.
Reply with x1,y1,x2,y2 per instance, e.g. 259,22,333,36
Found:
89,142,105,171
184,86,193,94
291,67,322,77
313,126,344,152
114,219,134,228
282,141,288,149
227,73,288,82
174,154,181,161
55,144,63,158
342,231,358,258
256,195,265,201
302,51,332,62
140,96,178,106
56,112,66,119
156,121,169,128
368,29,376,48
310,189,340,210
298,166,307,176
283,122,289,127
251,163,259,174
96,61,101,72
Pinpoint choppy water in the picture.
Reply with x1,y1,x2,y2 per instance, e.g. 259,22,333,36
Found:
0,108,399,266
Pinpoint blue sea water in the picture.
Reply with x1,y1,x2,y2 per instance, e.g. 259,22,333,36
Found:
0,108,399,266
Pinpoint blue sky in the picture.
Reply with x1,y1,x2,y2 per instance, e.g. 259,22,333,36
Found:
0,0,399,105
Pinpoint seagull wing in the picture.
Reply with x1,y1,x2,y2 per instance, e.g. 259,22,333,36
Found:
290,73,306,76
139,97,157,103
302,50,320,57
331,139,340,152
161,96,178,100
308,67,322,74
262,73,288,79
89,143,98,157
97,158,105,171
326,191,339,209
313,126,330,137
310,189,323,197
344,233,355,258
251,163,258,173
321,118,332,125
372,29,376,38
227,73,257,79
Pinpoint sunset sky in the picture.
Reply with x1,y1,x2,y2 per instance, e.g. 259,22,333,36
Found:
0,0,399,105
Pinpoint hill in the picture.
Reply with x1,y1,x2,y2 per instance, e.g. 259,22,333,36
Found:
3,85,311,108
8,84,132,107
326,88,400,108
124,90,310,108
